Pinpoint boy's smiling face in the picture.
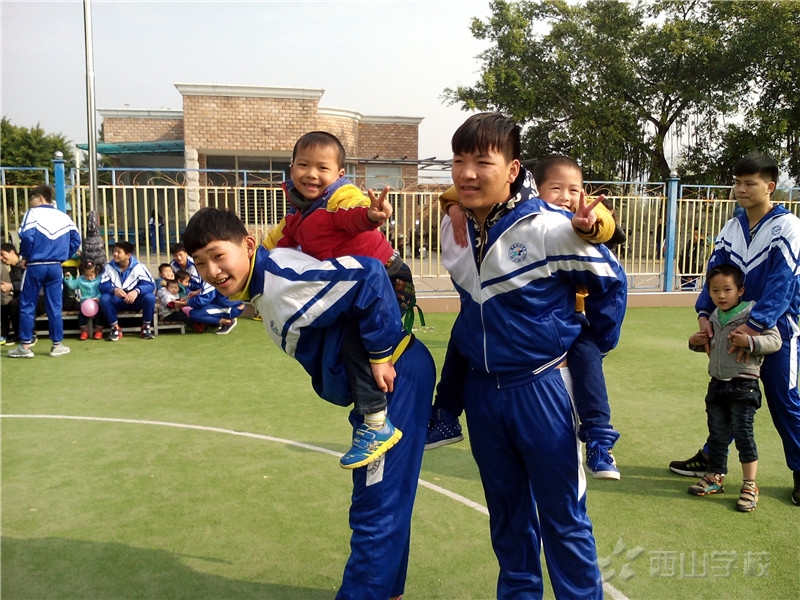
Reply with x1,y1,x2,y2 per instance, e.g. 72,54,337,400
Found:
290,144,345,200
191,236,256,297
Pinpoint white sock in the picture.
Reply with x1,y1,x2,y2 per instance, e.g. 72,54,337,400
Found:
364,409,386,429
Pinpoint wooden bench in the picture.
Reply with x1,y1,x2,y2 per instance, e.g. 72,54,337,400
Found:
34,310,185,338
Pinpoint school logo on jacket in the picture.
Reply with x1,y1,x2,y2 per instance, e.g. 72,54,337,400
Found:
509,243,527,263
270,320,281,336
772,224,782,237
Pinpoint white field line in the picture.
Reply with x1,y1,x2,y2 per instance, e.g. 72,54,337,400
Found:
1,413,631,600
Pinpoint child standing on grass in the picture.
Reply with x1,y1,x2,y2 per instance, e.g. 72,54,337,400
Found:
64,259,105,340
429,154,625,480
182,207,434,600
264,131,416,469
687,264,780,512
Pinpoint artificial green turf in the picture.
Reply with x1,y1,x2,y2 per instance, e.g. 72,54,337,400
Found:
2,309,799,599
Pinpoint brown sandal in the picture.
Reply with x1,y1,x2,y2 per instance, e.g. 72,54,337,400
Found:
736,481,758,512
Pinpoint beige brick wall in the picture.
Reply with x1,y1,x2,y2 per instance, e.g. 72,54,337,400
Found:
182,95,322,153
103,118,184,143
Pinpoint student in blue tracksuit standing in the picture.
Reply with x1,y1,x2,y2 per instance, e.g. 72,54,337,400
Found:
441,113,627,599
669,152,800,506
182,207,434,600
8,185,81,358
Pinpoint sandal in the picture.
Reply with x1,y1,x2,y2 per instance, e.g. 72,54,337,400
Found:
736,481,759,512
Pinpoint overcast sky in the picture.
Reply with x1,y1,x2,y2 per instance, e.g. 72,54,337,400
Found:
1,0,492,164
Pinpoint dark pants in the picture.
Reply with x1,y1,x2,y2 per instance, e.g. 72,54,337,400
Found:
567,315,614,440
705,377,760,474
341,257,415,416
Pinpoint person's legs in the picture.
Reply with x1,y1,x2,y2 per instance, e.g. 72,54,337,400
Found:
41,264,65,345
464,368,602,599
336,340,434,600
567,320,620,479
462,374,544,599
341,320,387,416
16,265,44,344
760,335,800,473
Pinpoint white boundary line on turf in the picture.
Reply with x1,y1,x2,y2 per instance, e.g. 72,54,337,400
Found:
1,414,631,600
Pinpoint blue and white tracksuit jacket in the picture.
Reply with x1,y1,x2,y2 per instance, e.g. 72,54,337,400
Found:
442,169,626,600
99,256,157,324
239,246,434,600
696,205,800,471
17,204,81,343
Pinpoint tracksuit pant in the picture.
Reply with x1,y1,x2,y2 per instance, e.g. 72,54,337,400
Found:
18,262,64,345
463,366,602,600
336,339,435,600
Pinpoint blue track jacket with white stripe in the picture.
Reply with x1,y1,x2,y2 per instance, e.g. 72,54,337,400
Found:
442,169,627,377
244,246,408,407
696,205,800,338
100,255,156,296
18,203,81,264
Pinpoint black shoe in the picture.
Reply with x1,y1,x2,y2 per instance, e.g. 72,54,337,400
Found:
669,449,709,477
792,472,800,506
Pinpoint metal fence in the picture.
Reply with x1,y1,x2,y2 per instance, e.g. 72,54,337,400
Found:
2,175,799,292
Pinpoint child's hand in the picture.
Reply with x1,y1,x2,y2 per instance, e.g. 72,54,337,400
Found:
448,203,469,248
370,360,396,393
64,272,73,280
367,186,392,223
729,324,759,362
689,330,711,354
571,192,603,233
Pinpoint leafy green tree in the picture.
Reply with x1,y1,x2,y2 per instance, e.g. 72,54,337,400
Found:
1,116,76,185
443,0,771,181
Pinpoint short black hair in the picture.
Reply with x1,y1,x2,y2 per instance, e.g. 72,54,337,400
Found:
292,131,346,169
170,242,185,255
174,269,191,281
706,263,744,289
733,152,779,185
451,112,521,163
113,240,135,255
531,155,583,188
0,243,18,254
158,263,172,273
30,184,53,203
183,207,248,256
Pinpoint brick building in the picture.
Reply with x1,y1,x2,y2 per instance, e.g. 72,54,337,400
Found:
98,83,423,193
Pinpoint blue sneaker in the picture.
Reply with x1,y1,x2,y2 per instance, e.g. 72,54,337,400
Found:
425,408,464,450
340,418,402,469
586,441,620,480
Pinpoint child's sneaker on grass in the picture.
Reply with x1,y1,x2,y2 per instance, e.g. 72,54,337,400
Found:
49,343,70,357
340,418,402,469
688,473,725,496
736,480,758,512
141,325,155,340
216,319,237,335
7,344,34,358
79,330,89,340
586,441,620,480
424,408,464,450
669,449,709,477
93,329,104,340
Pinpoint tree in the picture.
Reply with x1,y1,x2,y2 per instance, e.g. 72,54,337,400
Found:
443,0,765,181
0,117,76,185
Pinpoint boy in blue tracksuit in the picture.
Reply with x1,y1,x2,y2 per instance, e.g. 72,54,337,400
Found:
669,152,800,506
8,185,81,358
442,113,627,599
99,240,157,340
182,207,434,600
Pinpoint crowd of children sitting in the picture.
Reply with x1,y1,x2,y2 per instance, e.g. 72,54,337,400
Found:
0,241,244,345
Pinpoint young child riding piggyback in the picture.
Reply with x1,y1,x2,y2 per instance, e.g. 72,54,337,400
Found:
429,154,626,479
265,131,416,469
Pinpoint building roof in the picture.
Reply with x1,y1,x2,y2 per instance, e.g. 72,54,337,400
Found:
76,141,185,155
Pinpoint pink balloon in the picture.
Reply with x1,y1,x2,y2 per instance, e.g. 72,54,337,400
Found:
81,299,99,317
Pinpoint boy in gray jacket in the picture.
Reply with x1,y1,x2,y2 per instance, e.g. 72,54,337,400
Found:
687,264,781,512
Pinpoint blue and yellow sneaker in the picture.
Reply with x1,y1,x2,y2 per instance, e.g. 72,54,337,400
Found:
340,418,402,469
